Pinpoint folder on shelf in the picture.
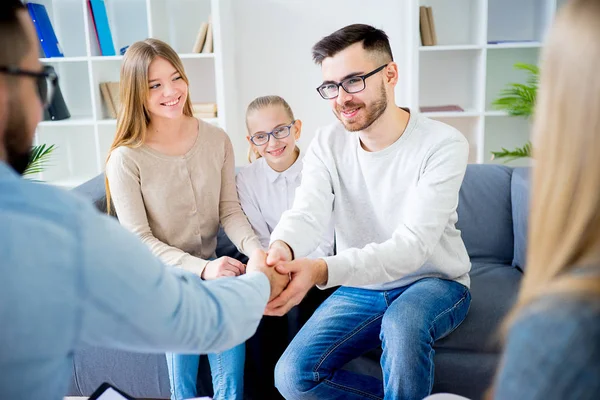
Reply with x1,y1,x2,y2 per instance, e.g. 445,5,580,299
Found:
43,67,71,121
192,22,209,53
99,82,117,119
89,0,116,56
201,20,214,53
27,3,64,58
426,7,438,46
419,6,433,46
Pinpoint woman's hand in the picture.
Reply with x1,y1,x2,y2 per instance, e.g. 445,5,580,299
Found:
201,256,246,280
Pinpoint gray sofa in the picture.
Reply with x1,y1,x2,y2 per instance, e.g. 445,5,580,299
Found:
67,164,530,400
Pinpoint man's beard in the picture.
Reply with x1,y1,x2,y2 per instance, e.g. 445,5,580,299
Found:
4,97,32,175
334,83,388,132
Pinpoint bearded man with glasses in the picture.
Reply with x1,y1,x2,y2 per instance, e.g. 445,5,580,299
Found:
0,2,287,399
255,24,473,400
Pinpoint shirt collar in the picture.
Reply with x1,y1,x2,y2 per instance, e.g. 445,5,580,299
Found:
261,148,303,184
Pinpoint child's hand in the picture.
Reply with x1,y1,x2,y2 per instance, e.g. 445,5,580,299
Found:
201,256,246,280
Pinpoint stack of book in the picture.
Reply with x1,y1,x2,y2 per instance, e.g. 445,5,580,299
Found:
419,5,438,46
99,82,120,119
193,103,217,119
192,18,214,53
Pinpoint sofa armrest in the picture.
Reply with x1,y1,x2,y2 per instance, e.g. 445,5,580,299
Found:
511,167,531,271
72,173,112,215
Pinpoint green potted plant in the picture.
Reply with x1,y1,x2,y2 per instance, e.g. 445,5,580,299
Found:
23,144,56,178
490,62,538,162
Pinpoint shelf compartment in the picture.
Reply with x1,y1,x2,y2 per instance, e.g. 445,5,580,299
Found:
419,0,484,46
150,0,213,54
42,60,94,121
487,0,554,44
419,49,484,113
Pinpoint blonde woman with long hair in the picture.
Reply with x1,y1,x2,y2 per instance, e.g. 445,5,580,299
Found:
427,1,600,399
105,39,263,400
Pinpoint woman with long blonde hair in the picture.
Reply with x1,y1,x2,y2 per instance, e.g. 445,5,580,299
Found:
427,1,600,399
105,38,262,400
491,1,600,396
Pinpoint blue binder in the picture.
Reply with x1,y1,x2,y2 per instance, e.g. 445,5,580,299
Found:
27,3,64,58
89,0,116,56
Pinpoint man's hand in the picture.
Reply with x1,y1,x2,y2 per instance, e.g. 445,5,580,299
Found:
266,240,294,267
247,249,290,301
201,256,246,280
265,258,328,316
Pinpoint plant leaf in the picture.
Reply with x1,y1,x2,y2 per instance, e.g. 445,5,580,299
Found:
490,141,532,162
491,62,538,118
23,144,56,177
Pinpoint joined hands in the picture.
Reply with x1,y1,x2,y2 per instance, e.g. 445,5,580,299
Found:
247,241,329,317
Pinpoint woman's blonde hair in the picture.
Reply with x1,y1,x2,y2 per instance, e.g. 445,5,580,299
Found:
505,0,600,330
245,95,295,163
104,38,194,214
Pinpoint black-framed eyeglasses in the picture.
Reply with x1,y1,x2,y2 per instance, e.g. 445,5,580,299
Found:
250,120,296,146
316,64,388,100
0,65,58,108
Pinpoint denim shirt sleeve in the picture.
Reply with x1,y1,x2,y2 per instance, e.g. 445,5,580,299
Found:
493,299,600,400
74,203,270,354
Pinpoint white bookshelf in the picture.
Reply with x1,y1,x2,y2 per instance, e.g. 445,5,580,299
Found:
31,0,236,188
409,0,563,166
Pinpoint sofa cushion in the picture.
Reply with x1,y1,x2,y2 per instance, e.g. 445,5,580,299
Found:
511,168,531,270
457,165,514,266
69,347,213,398
434,262,522,353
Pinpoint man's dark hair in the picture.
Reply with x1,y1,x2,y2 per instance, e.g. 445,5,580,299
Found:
0,0,29,67
312,24,393,65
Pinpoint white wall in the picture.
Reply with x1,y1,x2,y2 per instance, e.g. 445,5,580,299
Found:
228,0,413,165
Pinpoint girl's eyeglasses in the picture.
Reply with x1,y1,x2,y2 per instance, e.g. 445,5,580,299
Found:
250,120,296,146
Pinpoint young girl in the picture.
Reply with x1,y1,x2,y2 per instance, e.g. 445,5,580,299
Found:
104,38,261,400
236,95,335,264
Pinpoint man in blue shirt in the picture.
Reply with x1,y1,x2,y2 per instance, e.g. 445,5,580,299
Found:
0,2,286,399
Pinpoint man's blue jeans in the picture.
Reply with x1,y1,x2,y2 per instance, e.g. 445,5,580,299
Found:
274,278,471,400
165,342,245,400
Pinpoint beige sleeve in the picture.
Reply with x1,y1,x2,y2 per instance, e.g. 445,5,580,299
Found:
218,136,262,257
105,148,209,276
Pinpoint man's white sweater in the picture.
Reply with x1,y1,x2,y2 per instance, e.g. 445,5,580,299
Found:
270,110,471,290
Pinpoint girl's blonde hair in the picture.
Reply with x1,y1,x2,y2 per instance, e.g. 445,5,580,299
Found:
505,0,600,327
104,39,194,214
245,95,295,163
